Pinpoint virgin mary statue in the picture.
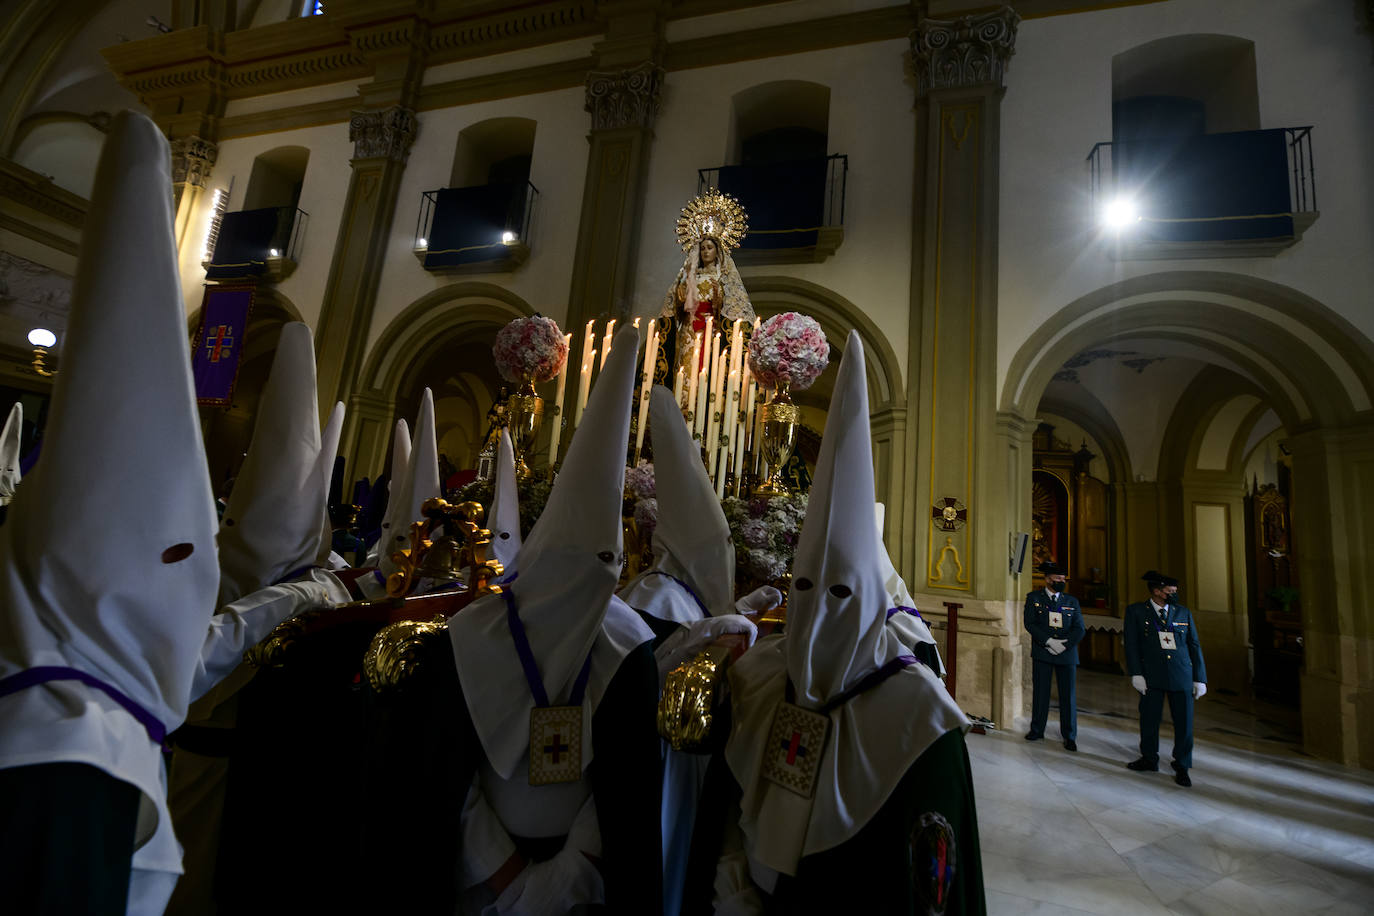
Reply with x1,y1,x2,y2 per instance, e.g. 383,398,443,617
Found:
654,188,755,385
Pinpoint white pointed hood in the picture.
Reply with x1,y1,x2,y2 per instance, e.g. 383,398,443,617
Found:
451,326,652,780
0,402,21,505
618,385,734,623
725,330,968,876
315,401,346,567
874,502,938,657
378,393,439,578
0,110,219,730
488,427,521,573
784,330,905,708
367,418,411,568
216,322,328,604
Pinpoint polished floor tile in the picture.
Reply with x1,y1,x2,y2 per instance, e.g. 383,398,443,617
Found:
969,671,1374,915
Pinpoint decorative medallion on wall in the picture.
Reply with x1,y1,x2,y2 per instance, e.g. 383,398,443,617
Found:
931,496,967,532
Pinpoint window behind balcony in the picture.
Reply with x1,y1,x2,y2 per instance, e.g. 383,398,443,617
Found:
1111,35,1292,243
721,81,831,251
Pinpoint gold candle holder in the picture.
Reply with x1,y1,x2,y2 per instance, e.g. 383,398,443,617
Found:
507,377,544,478
754,383,799,494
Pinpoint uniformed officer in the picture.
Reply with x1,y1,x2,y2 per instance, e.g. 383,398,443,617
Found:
1023,561,1086,751
1124,571,1208,786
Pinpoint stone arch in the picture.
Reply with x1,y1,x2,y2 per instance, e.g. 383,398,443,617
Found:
745,276,903,409
341,283,534,482
1003,271,1374,431
1036,392,1132,485
358,282,533,398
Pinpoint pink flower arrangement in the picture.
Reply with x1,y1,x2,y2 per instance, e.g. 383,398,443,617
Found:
747,312,830,390
493,316,569,384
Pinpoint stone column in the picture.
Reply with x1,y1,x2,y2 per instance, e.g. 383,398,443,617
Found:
1287,423,1374,767
564,60,663,366
902,7,1018,719
313,105,417,422
169,135,218,251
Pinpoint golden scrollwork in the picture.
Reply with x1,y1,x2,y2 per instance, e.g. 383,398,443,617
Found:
244,608,326,669
363,615,450,693
658,644,732,752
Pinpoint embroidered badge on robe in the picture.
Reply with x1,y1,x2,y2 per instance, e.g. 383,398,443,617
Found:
529,705,582,785
1158,631,1177,650
911,811,957,916
761,701,830,798
1048,611,1063,628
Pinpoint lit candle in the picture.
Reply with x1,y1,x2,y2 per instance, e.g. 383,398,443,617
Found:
673,367,685,408
600,319,616,372
548,333,571,463
583,320,595,364
705,334,724,467
575,350,595,428
685,333,701,430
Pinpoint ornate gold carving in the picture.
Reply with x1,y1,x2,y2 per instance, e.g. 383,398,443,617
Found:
942,110,975,151
363,615,449,692
169,136,218,188
931,496,967,532
658,645,731,752
911,6,1019,96
245,608,325,668
931,536,968,585
676,187,749,253
349,107,418,162
585,62,663,131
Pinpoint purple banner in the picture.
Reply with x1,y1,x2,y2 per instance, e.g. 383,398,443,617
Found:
193,285,254,406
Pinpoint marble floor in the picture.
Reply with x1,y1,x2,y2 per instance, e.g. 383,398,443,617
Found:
968,670,1374,915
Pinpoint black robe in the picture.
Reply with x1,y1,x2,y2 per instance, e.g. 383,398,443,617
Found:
686,713,985,915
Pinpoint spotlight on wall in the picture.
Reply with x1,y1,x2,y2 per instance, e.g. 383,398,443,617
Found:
269,248,281,258
417,237,428,249
1100,196,1141,230
501,230,517,244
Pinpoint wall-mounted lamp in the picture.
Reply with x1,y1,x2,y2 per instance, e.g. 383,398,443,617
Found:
269,248,281,258
28,327,57,377
501,231,517,244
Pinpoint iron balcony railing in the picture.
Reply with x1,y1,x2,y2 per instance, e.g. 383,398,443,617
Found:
414,180,539,269
205,205,308,277
697,153,848,249
1087,126,1315,237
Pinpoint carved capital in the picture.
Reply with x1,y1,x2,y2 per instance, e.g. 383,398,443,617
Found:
585,62,663,131
348,106,418,162
169,136,218,188
911,6,1019,96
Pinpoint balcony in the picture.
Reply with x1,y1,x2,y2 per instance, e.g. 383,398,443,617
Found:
697,154,847,265
1087,127,1318,260
204,205,308,281
413,181,537,274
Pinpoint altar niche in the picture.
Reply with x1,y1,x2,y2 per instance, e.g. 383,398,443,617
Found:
1032,423,1115,670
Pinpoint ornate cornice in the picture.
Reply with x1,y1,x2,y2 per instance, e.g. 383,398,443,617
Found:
911,6,1019,96
169,136,218,188
349,106,418,162
585,61,663,131
0,158,87,227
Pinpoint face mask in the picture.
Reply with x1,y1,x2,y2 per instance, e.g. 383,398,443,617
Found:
1049,580,1065,592
1166,592,1179,605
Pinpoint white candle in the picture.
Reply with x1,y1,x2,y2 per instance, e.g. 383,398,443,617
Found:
705,335,725,466
600,319,616,372
634,326,655,460
548,333,571,463
575,351,594,428
673,367,685,409
685,333,700,430
583,320,595,366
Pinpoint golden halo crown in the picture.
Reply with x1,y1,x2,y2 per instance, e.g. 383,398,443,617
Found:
676,187,748,253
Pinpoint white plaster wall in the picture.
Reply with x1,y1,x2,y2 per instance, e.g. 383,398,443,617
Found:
633,40,913,382
179,121,353,327
1241,423,1285,488
365,85,590,354
998,0,1374,397
1196,393,1260,471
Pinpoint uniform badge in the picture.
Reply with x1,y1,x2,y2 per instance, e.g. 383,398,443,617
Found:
911,811,957,915
761,701,830,798
1048,611,1063,628
529,705,582,785
1157,631,1177,650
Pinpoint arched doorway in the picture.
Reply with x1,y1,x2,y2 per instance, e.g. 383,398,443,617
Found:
341,282,534,490
1002,271,1374,765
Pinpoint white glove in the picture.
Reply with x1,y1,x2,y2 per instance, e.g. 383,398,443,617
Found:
735,586,783,615
1131,675,1147,695
483,795,602,915
1045,638,1066,655
1193,681,1207,699
656,614,758,682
